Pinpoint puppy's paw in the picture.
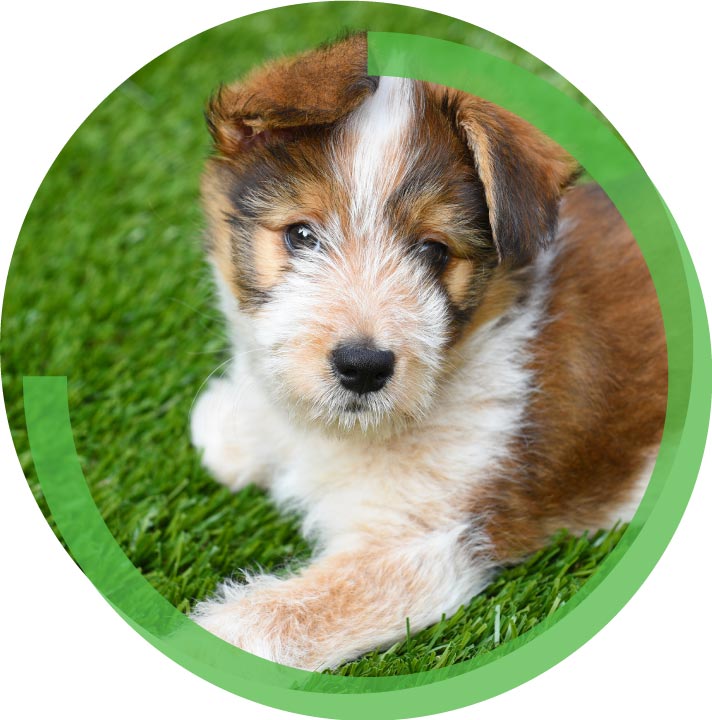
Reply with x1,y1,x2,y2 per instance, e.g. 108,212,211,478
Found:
190,378,268,490
191,596,278,664
190,577,317,670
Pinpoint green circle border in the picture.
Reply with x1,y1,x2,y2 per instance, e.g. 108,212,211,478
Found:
8,2,711,719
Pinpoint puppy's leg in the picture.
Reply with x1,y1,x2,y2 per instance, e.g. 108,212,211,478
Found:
191,376,280,491
191,525,492,670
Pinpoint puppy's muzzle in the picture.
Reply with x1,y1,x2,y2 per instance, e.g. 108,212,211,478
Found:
331,343,395,395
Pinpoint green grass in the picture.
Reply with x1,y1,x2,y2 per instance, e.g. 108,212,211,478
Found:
1,2,621,676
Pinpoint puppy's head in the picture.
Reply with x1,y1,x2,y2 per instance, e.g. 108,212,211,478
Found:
202,34,577,436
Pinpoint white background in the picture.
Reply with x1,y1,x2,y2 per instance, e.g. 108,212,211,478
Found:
1,1,709,718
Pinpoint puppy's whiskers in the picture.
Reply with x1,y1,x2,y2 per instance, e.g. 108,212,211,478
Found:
190,357,234,414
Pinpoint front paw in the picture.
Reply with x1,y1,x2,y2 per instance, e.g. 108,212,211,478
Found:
190,578,317,670
190,378,267,490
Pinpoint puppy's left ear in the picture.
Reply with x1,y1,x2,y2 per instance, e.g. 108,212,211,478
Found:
449,91,580,265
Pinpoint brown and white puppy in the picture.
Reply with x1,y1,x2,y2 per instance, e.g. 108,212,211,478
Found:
190,34,667,671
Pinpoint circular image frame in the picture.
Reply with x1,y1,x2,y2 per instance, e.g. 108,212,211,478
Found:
4,3,710,718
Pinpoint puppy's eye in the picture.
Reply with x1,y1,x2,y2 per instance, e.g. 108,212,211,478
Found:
417,240,449,274
284,224,321,253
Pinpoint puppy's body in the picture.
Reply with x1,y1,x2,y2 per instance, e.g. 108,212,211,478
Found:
190,36,666,670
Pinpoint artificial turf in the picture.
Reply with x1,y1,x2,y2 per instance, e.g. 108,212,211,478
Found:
2,2,625,676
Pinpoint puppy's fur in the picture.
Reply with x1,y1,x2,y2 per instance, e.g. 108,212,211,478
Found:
190,34,667,671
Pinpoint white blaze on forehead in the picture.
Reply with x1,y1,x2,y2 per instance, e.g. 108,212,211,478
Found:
346,76,414,229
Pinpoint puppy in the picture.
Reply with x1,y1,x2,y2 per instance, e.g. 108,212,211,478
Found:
189,34,667,671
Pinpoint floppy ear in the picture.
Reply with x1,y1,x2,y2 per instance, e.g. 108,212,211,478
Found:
449,92,580,265
206,33,377,156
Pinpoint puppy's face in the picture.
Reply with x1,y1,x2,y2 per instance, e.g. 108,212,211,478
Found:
202,36,577,436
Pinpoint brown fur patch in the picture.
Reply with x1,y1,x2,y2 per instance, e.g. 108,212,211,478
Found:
460,266,524,337
252,227,289,290
200,160,241,298
442,257,476,305
471,184,668,562
206,34,376,156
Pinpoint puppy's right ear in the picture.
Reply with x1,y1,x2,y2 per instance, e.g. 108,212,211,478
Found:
206,33,376,156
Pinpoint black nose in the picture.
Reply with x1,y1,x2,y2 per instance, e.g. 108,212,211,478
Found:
331,344,395,395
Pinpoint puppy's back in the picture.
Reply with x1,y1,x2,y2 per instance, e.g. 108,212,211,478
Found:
474,183,667,561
